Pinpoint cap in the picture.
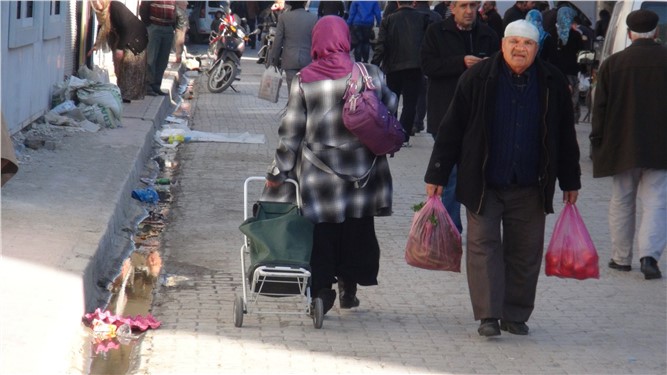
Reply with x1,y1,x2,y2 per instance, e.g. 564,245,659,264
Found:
504,20,540,43
626,9,659,33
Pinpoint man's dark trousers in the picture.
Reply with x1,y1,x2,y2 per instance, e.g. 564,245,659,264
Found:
465,186,546,323
386,68,422,142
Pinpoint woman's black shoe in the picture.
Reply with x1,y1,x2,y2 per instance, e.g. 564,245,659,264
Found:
338,281,360,309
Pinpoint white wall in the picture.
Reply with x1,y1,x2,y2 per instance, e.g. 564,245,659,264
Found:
1,1,71,134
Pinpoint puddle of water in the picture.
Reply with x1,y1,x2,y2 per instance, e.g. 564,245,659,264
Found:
86,152,176,375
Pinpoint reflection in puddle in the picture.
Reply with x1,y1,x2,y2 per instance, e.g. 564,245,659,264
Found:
87,153,175,374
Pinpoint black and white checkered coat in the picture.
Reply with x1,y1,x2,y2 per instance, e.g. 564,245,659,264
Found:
266,64,396,224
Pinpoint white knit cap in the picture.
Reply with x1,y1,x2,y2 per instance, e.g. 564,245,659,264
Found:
504,20,540,42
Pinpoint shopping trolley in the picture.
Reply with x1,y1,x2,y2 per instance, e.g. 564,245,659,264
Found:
234,176,324,328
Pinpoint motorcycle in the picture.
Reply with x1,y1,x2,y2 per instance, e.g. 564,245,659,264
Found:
206,11,259,93
256,26,277,69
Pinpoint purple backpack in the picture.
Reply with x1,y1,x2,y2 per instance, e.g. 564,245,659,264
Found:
343,63,406,156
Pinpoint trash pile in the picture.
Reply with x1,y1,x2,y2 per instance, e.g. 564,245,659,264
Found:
48,65,122,131
82,308,161,354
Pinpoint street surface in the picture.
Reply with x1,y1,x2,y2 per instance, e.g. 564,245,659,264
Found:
134,44,666,374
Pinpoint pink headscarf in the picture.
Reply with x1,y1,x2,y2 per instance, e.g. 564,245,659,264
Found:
299,16,354,83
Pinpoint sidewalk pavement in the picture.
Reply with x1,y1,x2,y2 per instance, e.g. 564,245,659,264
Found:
134,47,665,374
0,57,182,374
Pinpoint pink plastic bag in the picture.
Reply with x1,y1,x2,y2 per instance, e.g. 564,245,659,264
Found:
405,195,462,272
545,203,599,280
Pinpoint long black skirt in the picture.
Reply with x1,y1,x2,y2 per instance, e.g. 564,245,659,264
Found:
310,216,380,294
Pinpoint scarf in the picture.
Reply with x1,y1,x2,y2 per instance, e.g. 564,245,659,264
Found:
299,16,354,84
525,9,548,53
556,7,576,45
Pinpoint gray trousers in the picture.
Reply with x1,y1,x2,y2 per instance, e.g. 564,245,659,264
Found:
146,24,175,88
465,186,546,323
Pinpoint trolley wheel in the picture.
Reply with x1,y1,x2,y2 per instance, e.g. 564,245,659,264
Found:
233,295,244,328
312,298,324,329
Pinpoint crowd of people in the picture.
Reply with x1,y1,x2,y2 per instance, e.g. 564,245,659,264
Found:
87,1,665,338
260,0,665,338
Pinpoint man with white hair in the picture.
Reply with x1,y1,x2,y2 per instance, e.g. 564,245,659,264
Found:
591,9,667,280
424,19,581,337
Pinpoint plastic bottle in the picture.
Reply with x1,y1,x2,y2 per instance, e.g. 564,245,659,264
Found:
115,323,134,345
168,135,191,144
155,178,170,185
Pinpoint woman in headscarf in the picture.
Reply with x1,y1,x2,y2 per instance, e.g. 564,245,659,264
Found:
552,6,583,123
525,9,556,63
89,0,148,103
265,16,397,315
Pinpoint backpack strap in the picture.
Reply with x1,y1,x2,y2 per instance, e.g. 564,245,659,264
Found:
355,63,377,91
343,63,362,100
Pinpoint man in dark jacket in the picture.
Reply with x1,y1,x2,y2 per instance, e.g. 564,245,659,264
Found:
372,1,429,143
424,20,581,337
412,1,442,135
502,1,534,36
269,1,317,92
479,0,503,39
420,0,499,233
591,10,667,280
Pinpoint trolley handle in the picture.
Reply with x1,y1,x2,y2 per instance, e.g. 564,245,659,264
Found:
243,176,302,221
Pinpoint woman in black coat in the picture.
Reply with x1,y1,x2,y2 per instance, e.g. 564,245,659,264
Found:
90,0,148,102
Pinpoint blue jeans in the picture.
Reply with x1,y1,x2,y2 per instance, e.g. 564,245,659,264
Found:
146,24,175,88
443,166,463,234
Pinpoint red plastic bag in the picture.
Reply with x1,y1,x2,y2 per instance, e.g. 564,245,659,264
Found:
545,203,599,280
405,195,462,272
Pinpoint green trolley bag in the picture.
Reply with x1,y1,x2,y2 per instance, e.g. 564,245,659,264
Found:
239,201,314,294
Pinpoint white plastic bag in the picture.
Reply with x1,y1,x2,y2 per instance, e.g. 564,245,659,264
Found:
578,72,590,92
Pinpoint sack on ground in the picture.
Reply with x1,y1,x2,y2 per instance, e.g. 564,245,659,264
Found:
258,68,283,103
405,195,462,272
343,63,405,156
76,82,123,120
545,203,599,280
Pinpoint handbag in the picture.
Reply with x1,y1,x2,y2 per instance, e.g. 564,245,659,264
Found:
342,63,406,156
258,67,283,103
405,196,462,272
544,203,599,280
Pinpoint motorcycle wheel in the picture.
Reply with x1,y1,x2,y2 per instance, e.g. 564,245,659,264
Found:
207,59,237,93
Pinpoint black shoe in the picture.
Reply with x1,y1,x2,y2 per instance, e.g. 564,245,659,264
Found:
500,320,529,335
478,318,500,337
608,259,631,272
338,281,360,309
315,288,336,315
640,257,662,280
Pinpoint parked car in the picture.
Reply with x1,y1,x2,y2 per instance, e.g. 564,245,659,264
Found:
188,1,230,44
599,0,667,64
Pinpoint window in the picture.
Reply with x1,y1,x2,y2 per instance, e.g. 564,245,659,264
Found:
43,0,63,40
641,1,667,46
8,1,40,48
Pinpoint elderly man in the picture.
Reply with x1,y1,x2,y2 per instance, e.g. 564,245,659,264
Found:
591,10,667,280
424,20,581,337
